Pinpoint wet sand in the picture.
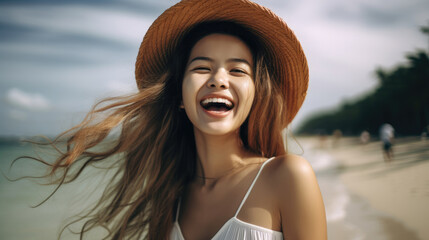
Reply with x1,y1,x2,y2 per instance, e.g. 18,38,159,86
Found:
301,136,429,240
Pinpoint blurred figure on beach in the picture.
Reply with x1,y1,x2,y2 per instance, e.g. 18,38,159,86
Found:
360,130,370,145
421,125,429,141
332,129,342,148
379,123,395,162
318,129,328,148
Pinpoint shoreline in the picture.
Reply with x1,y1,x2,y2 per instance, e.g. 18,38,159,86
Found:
301,136,428,240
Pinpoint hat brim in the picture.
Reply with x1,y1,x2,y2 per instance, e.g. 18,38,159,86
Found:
135,0,308,125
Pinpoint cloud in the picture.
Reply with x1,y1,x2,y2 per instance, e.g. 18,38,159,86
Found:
323,0,429,28
8,109,27,121
0,5,153,46
6,88,51,111
106,80,137,95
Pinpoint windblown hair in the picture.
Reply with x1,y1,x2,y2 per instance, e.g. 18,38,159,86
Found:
21,21,287,240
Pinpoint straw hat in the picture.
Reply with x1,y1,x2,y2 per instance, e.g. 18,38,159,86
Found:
135,0,308,125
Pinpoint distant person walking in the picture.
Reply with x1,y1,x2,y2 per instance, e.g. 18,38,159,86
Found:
379,123,395,162
360,130,370,145
332,129,342,148
421,125,429,141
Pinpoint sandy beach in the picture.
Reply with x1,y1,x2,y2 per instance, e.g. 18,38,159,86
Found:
298,136,429,240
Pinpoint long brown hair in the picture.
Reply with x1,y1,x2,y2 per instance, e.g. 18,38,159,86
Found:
19,21,287,240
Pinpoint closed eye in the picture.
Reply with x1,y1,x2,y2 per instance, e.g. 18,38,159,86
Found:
230,68,248,75
192,67,211,72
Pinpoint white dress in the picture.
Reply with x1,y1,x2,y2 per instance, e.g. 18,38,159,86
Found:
170,157,283,240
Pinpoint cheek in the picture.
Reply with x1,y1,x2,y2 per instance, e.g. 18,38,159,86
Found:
240,80,256,108
234,79,255,122
181,79,192,108
181,76,199,110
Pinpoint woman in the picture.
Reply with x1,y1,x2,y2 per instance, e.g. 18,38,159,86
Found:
26,0,326,239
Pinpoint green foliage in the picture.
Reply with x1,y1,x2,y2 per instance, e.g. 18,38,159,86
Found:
297,46,429,136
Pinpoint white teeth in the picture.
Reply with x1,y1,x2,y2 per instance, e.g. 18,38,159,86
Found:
201,98,233,107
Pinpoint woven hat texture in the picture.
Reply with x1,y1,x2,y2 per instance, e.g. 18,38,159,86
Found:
135,0,308,125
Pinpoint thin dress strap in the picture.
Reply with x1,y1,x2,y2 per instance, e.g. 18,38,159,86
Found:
234,157,276,217
175,198,181,222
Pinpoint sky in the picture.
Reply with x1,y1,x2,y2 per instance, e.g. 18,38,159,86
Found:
0,0,428,136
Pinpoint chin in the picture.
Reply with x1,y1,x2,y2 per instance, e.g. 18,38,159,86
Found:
194,122,239,136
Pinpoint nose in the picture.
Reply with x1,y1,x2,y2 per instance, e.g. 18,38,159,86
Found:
206,69,229,89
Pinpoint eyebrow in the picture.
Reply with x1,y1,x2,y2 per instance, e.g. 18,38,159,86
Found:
188,56,251,66
188,56,213,64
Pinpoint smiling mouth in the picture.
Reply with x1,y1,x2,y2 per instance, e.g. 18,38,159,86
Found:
200,98,234,112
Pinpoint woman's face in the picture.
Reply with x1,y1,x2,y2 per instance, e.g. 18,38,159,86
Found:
182,33,255,136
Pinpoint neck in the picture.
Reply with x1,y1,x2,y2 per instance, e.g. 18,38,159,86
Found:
193,127,252,184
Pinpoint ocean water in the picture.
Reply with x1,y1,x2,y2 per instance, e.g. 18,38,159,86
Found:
300,139,366,240
0,140,113,240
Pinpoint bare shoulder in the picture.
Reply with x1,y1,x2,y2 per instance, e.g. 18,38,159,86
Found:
262,154,321,203
264,154,315,183
264,154,327,240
